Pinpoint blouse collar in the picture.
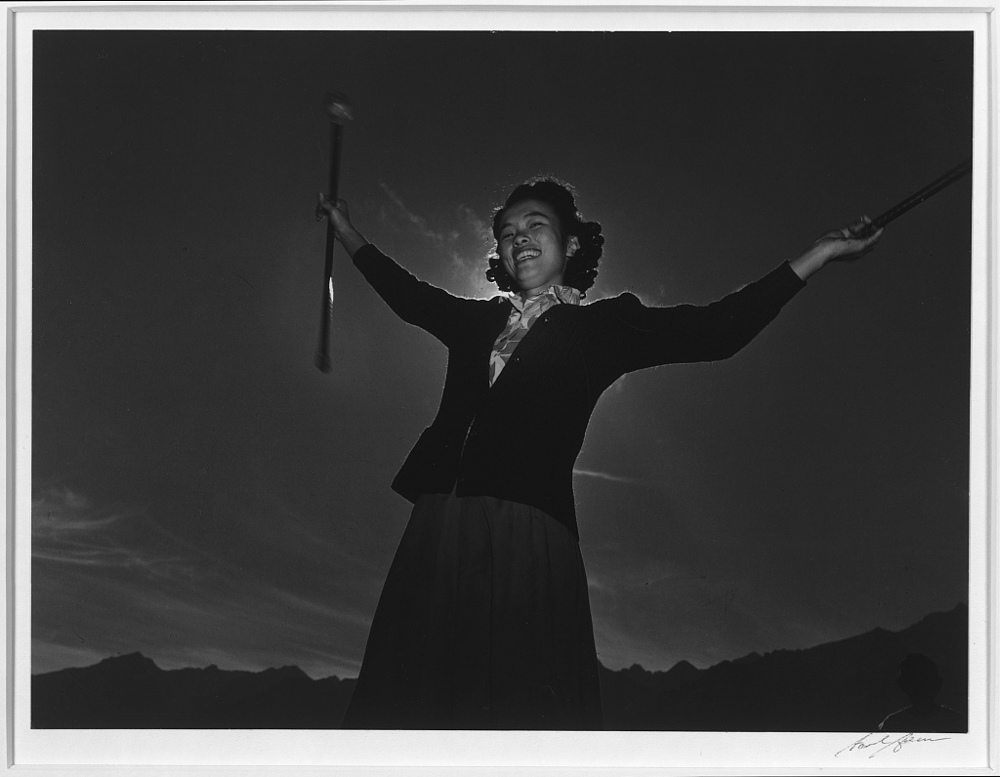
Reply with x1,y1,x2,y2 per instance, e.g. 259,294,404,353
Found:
510,284,581,312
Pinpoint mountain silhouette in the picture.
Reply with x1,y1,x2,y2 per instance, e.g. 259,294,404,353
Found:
32,653,355,729
32,604,966,730
598,603,967,730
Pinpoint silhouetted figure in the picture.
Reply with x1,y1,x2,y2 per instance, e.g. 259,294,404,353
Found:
318,178,882,730
878,654,967,733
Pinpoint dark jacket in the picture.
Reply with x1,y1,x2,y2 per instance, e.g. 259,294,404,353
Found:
353,243,806,537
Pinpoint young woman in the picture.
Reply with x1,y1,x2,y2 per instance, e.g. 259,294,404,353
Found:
318,178,882,730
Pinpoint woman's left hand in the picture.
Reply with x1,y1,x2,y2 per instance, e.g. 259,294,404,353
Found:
789,215,884,280
813,215,884,264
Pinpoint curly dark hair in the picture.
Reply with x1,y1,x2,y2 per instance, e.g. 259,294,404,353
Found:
486,177,604,297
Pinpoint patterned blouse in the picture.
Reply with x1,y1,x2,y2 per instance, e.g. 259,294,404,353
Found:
489,285,582,385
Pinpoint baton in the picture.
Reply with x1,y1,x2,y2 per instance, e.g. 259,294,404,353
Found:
315,92,353,373
860,156,971,237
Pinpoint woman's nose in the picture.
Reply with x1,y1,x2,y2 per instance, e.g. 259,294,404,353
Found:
513,233,528,246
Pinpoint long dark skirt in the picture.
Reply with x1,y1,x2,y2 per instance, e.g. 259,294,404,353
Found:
342,492,603,730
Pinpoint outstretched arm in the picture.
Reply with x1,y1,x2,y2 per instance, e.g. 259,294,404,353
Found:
610,216,886,373
315,193,484,345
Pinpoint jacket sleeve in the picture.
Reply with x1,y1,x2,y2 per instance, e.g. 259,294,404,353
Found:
609,261,807,373
352,243,483,346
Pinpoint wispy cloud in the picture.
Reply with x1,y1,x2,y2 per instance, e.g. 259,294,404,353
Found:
573,467,639,484
587,559,687,598
460,204,489,239
32,486,193,581
70,565,372,678
274,502,383,577
264,586,372,629
587,576,610,594
32,638,119,676
379,183,496,298
32,485,377,679
379,182,459,244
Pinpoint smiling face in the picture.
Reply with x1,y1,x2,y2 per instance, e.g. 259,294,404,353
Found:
497,199,580,297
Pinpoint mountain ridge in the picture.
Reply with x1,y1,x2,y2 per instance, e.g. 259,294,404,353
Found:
32,603,967,730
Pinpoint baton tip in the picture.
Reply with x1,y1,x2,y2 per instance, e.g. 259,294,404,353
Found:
315,353,332,373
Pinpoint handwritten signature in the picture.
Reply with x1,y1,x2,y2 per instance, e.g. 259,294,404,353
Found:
835,732,951,759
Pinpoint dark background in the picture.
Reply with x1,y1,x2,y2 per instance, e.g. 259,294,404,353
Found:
32,30,971,682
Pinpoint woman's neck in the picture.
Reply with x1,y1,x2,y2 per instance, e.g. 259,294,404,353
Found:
520,284,556,300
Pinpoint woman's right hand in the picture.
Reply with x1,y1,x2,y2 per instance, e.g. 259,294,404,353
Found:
316,193,369,256
317,193,353,234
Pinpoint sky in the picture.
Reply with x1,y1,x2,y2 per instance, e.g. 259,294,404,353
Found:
30,29,972,681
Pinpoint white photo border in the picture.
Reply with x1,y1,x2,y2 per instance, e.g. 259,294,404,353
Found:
4,2,995,774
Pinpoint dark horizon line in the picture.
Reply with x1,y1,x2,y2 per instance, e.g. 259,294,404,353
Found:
32,601,968,682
